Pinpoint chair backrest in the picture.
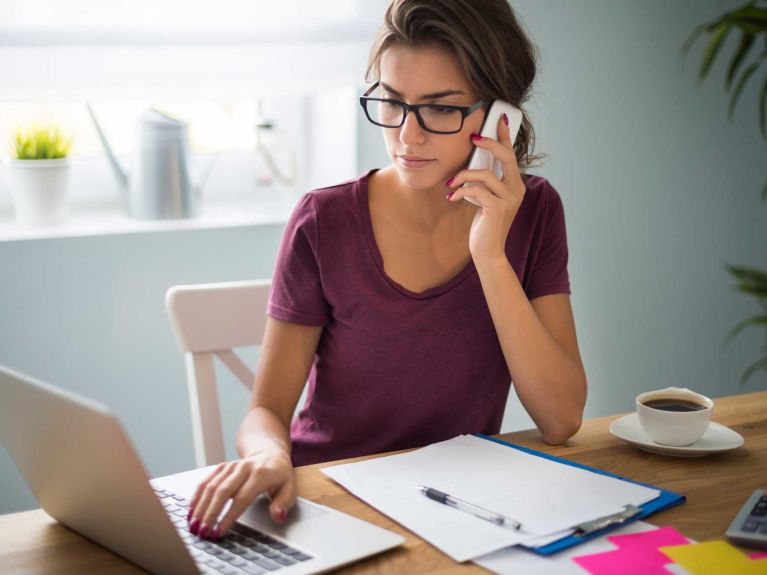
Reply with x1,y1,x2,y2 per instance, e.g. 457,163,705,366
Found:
166,279,271,467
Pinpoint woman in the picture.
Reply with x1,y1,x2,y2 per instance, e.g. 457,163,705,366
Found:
187,0,587,542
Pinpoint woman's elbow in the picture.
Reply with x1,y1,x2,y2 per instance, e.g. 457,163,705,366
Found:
541,415,583,446
541,374,587,445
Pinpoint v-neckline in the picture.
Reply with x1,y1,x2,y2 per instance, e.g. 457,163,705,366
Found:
357,169,477,300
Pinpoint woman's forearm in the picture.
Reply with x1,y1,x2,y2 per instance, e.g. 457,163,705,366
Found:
475,255,587,444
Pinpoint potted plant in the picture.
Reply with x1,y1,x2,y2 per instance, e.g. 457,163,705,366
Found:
6,124,73,226
683,0,767,384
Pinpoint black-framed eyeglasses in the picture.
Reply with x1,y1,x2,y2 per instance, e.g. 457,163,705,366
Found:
359,81,485,135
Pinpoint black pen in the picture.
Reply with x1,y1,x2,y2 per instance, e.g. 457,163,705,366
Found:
415,485,522,531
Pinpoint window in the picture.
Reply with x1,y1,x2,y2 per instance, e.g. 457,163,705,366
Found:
0,1,386,213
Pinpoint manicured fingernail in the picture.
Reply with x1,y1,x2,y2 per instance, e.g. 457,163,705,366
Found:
211,525,221,541
186,507,194,521
446,192,454,200
199,523,210,539
189,518,200,535
470,133,482,141
276,507,286,523
445,177,454,186
502,113,509,126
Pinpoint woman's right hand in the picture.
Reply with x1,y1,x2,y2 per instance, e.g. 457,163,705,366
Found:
186,449,297,541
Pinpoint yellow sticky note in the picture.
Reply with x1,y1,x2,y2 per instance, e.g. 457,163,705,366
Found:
660,540,767,575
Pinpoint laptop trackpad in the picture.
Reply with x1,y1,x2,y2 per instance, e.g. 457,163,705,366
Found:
239,495,327,530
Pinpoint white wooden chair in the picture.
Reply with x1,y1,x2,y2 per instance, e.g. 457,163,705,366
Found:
166,279,271,467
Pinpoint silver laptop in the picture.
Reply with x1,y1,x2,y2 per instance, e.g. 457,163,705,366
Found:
0,366,404,574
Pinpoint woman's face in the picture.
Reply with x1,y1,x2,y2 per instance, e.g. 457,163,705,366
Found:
377,44,485,193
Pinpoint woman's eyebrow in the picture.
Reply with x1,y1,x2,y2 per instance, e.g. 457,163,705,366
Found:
380,81,466,100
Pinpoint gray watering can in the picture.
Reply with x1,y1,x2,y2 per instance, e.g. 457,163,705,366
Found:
86,104,218,219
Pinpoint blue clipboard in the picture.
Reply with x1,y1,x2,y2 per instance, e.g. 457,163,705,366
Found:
475,433,686,555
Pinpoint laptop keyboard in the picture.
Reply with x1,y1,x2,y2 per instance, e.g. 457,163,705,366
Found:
154,486,314,574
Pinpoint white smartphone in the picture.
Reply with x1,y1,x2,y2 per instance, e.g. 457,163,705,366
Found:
462,100,523,206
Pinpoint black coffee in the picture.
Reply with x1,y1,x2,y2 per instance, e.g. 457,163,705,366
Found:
642,398,707,412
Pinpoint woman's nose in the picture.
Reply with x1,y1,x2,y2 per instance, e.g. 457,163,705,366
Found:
399,110,427,145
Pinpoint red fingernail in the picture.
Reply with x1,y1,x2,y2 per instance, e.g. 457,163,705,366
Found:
199,523,210,539
277,507,286,523
211,525,221,541
446,177,454,186
470,133,482,141
189,518,200,535
446,192,454,200
502,113,509,126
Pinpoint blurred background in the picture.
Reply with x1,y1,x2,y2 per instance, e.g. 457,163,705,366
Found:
1,0,766,514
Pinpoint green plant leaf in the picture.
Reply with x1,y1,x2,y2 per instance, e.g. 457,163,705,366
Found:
730,275,767,294
724,314,767,346
729,59,762,118
681,8,741,58
700,22,733,81
725,263,767,304
734,285,767,300
682,22,712,58
730,4,767,34
739,354,767,385
10,124,72,160
725,263,767,284
727,32,756,89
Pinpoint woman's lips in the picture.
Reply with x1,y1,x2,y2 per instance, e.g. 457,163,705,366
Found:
398,156,435,168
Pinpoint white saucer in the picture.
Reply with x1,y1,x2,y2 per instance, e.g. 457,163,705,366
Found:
609,413,744,457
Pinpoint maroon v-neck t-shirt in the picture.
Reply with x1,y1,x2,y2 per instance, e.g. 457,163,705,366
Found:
267,170,571,466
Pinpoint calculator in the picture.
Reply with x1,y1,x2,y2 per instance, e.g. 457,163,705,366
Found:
725,489,767,549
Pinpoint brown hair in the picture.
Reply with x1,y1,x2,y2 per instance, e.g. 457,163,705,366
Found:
366,0,544,171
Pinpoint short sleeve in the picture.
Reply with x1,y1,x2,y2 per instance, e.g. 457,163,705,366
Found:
526,185,572,300
267,193,331,326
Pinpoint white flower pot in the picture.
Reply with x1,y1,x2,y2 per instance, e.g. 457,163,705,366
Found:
6,158,71,226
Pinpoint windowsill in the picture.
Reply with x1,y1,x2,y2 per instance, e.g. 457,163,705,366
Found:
0,197,294,242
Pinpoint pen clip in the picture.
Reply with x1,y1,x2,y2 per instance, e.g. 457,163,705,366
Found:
573,504,641,536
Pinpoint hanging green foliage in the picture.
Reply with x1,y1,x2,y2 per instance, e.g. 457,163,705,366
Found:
684,1,767,384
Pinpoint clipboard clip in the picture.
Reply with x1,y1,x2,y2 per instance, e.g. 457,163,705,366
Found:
574,504,642,536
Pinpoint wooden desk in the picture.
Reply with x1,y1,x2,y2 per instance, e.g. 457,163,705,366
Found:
2,391,765,574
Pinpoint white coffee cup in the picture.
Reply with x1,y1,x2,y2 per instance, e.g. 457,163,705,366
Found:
635,387,713,446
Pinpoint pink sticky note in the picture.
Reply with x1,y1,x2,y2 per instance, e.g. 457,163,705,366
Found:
573,526,690,575
607,525,690,551
750,552,767,560
573,546,678,575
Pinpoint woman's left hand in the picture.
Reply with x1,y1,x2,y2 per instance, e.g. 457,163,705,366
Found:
445,114,525,264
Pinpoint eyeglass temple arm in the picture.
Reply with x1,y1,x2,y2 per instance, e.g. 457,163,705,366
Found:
362,81,380,97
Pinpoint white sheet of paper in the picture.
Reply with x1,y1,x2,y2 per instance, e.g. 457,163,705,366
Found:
474,521,648,574
474,521,694,575
522,527,577,548
321,435,660,562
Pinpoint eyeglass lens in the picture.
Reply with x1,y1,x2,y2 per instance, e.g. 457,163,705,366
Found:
369,100,463,133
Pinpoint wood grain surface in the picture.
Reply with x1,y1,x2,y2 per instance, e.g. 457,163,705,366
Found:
2,390,765,574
